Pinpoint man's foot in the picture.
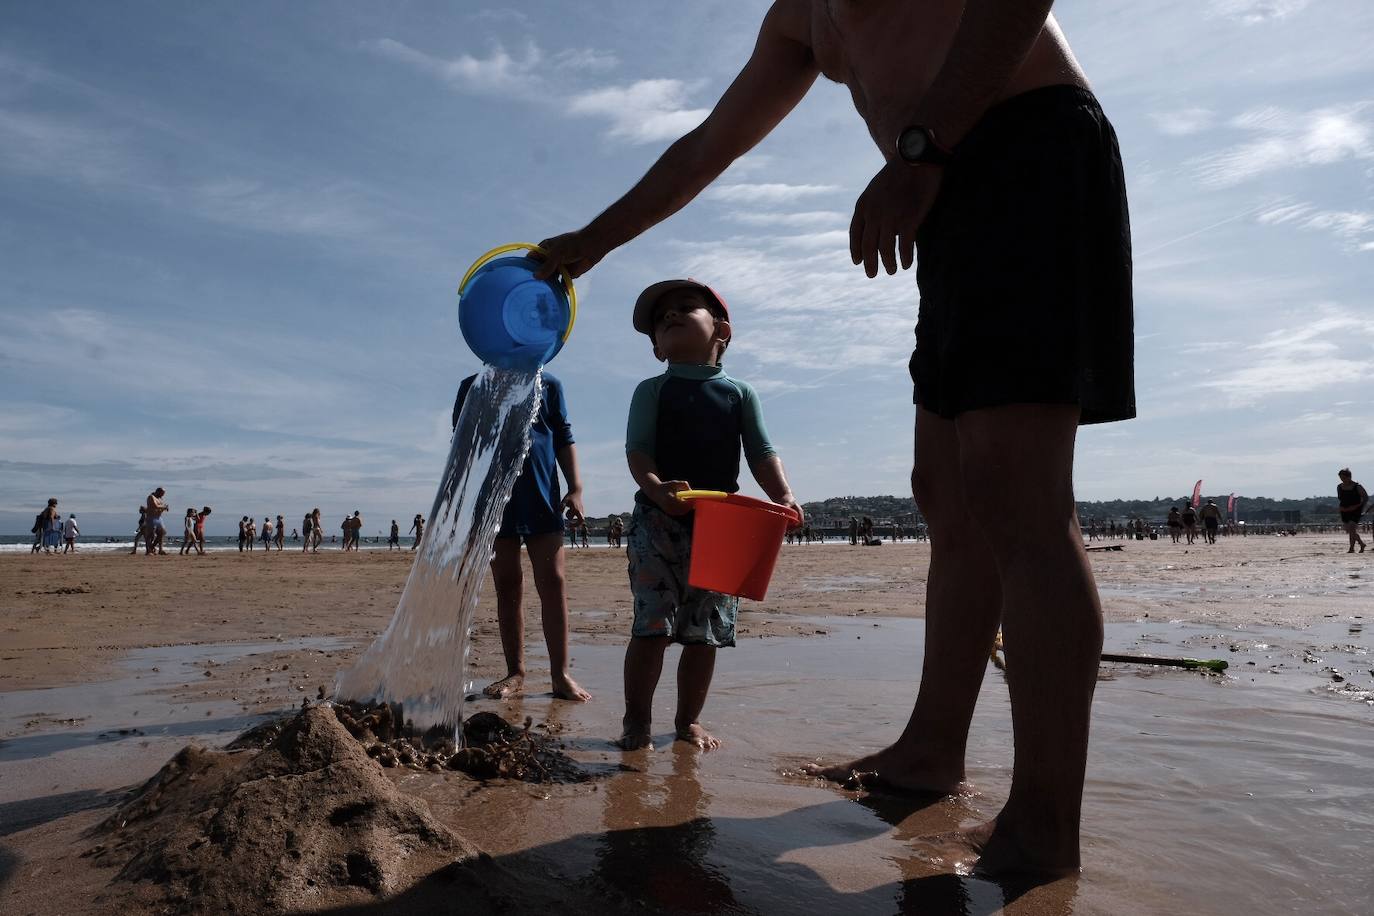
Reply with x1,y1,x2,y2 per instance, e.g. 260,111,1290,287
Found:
675,722,720,751
617,725,654,751
927,816,1080,878
481,673,524,699
551,674,592,702
800,743,964,795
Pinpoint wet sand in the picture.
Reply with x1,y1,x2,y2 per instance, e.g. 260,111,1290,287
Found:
1,536,1371,913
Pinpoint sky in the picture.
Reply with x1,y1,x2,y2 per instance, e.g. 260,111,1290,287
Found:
2,0,1372,535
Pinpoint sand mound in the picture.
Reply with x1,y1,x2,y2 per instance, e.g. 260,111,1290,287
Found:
83,706,545,914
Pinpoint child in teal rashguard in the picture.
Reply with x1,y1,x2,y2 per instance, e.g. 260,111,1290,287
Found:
619,279,802,752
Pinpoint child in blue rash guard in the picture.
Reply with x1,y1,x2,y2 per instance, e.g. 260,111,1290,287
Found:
619,279,803,751
454,371,592,703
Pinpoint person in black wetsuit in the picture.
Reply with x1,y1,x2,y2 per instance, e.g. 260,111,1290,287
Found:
1336,468,1367,554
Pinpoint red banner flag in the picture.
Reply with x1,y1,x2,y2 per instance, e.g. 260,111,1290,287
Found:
1191,480,1203,508
1227,493,1236,517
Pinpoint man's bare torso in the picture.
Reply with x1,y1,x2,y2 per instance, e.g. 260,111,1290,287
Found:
778,0,1089,149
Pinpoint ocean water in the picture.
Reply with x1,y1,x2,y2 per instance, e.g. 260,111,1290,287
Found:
333,365,542,735
0,534,421,553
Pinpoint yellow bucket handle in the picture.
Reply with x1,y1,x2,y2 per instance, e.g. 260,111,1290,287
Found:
674,489,729,502
458,242,578,344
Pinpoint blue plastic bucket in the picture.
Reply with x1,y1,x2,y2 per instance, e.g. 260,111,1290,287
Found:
458,244,576,370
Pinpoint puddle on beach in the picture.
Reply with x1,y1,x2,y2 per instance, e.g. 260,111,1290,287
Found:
0,637,351,765
4,615,1371,913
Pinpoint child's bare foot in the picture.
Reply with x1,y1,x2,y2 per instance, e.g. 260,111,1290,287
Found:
800,743,964,794
551,674,591,702
481,673,524,699
675,722,720,751
617,719,653,751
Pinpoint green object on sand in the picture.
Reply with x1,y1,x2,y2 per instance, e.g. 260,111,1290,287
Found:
1101,653,1229,673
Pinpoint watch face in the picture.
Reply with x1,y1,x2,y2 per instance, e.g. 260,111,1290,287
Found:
899,129,928,161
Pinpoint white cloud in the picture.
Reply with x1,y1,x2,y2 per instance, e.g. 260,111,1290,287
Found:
724,210,847,228
1202,307,1374,403
1207,0,1315,24
0,108,134,185
366,38,543,97
1191,103,1374,187
1257,201,1374,251
1149,107,1216,136
704,183,841,205
191,179,379,239
566,79,710,143
551,48,619,72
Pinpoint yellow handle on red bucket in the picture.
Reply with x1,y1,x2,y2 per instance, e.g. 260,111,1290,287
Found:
674,490,802,526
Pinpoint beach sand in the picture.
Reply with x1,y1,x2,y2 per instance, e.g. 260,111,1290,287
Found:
1,536,1370,914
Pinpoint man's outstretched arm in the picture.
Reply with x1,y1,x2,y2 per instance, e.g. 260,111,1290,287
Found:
535,1,818,280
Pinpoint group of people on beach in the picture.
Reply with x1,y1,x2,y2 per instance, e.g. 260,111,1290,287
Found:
28,498,78,554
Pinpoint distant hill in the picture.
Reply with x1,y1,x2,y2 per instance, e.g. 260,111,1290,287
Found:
588,494,1349,528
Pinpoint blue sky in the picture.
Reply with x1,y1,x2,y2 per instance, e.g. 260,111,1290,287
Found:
2,0,1372,535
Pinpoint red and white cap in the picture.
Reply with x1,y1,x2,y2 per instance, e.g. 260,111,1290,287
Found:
632,279,730,336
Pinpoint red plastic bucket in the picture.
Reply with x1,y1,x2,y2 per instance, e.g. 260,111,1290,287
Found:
679,491,801,601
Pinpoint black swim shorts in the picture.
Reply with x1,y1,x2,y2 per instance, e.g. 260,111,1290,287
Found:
1340,510,1362,525
911,85,1135,425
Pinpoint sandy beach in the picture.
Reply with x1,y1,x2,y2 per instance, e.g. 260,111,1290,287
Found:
2,536,1370,914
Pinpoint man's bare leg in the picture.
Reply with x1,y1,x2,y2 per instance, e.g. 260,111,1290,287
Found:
675,644,720,750
482,537,526,699
620,635,670,750
526,532,592,702
954,404,1102,875
804,407,1002,792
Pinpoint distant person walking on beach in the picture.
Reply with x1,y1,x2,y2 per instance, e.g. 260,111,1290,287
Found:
245,516,256,551
849,517,859,546
534,0,1133,873
609,515,624,549
62,513,80,553
129,506,147,555
261,516,274,551
349,511,363,552
311,508,324,552
36,499,61,554
409,514,424,550
453,371,592,703
388,519,400,550
301,512,314,552
180,509,198,555
1199,500,1222,545
616,280,801,750
274,515,285,551
195,507,210,554
238,516,249,552
1337,468,1368,554
1182,503,1198,545
1167,506,1183,543
145,488,169,555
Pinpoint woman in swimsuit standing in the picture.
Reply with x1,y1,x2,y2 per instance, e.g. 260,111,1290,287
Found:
1337,468,1367,554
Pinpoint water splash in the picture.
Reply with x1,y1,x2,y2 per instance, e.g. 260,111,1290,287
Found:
335,365,542,735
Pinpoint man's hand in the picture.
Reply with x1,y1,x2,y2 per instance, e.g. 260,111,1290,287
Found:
533,231,609,281
849,161,944,278
648,479,692,516
561,487,586,526
778,494,805,529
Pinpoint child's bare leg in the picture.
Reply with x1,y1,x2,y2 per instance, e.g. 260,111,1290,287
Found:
675,644,719,751
526,532,591,701
483,537,526,699
620,635,669,749
805,408,1000,792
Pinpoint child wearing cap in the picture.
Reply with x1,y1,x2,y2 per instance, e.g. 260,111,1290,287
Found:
620,279,803,751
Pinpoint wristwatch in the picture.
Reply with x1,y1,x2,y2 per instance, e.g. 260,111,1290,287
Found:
896,125,954,167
